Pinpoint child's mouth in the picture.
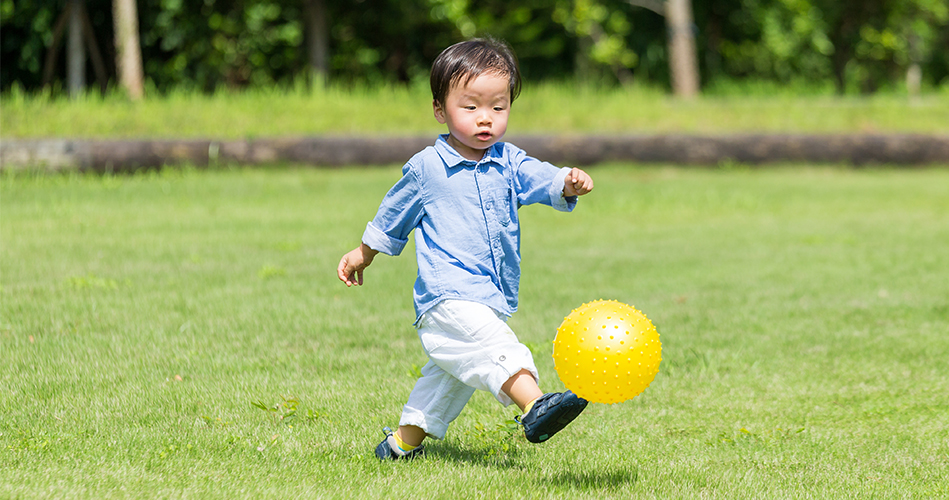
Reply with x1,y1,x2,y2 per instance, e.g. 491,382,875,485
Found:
476,132,492,140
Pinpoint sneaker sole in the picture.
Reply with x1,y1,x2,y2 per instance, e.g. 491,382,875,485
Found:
526,395,588,443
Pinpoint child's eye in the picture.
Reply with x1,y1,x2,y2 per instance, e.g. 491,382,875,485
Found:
494,107,505,112
465,106,476,110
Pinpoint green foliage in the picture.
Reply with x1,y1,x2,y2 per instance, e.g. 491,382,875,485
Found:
141,0,304,90
708,0,949,93
3,0,948,95
465,418,523,456
554,0,640,83
251,396,310,425
717,0,836,81
0,0,113,90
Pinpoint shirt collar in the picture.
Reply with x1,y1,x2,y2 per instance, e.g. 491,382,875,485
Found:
435,134,504,168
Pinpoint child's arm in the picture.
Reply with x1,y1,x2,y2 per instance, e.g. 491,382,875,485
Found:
338,159,423,287
563,167,594,197
337,243,380,287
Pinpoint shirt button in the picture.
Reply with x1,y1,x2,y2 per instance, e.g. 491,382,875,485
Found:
499,355,506,362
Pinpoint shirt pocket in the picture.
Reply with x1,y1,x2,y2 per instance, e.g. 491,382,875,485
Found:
489,188,513,227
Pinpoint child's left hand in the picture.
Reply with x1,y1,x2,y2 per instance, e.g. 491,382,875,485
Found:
563,167,594,197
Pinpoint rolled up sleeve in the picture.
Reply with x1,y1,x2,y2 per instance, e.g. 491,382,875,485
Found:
513,147,576,212
362,164,425,256
362,221,408,255
547,166,577,212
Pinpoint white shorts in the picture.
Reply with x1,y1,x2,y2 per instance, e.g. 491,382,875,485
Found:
399,300,539,439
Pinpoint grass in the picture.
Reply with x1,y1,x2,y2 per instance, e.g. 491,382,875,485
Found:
2,164,949,498
2,82,949,139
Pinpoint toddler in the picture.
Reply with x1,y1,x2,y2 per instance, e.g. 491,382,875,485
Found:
337,37,594,460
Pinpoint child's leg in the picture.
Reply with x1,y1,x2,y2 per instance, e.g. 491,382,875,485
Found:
501,368,544,412
418,300,540,407
377,359,474,459
396,366,541,446
398,358,476,444
394,425,427,448
388,300,527,448
414,300,587,444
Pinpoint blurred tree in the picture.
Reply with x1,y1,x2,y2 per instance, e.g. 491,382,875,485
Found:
704,0,949,94
113,0,145,99
665,0,700,97
553,0,640,84
137,0,305,90
427,0,575,81
328,0,448,84
711,0,837,88
626,0,700,97
67,0,86,96
821,0,887,93
302,0,328,88
857,0,949,95
1,0,947,94
29,0,109,96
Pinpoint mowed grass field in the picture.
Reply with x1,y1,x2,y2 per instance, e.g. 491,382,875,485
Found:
2,164,948,498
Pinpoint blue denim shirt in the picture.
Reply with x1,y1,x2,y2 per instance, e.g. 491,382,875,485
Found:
362,134,577,321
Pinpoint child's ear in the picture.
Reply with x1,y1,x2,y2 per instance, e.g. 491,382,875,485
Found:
433,99,447,124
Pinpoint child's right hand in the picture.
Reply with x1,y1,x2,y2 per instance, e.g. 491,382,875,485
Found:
337,244,379,287
563,167,594,197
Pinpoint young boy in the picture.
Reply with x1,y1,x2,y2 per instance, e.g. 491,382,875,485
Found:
337,37,594,460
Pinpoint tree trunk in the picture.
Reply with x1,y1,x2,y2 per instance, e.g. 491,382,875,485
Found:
906,29,921,99
42,7,71,89
575,35,594,84
303,0,329,89
67,0,86,98
665,0,699,98
906,63,921,98
80,4,109,94
113,0,145,100
627,0,700,97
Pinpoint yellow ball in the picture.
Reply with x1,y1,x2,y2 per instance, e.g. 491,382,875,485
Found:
552,300,661,404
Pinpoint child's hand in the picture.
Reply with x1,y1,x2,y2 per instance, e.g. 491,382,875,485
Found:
563,167,594,197
337,244,378,287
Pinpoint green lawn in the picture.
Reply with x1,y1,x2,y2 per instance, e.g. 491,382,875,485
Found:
3,83,949,138
2,165,948,498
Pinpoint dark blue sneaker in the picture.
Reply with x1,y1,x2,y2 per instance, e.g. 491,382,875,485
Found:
517,391,588,443
374,427,425,460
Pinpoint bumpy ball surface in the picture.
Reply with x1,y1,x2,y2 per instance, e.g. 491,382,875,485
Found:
552,300,661,404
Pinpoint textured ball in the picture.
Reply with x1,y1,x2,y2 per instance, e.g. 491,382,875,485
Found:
552,300,662,404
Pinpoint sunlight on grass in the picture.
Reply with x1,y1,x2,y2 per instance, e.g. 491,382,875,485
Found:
3,83,948,139
2,165,948,498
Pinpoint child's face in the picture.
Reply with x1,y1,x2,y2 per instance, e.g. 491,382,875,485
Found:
433,72,510,162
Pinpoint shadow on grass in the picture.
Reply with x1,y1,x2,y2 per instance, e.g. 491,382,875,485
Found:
541,466,640,491
425,439,530,470
426,440,640,493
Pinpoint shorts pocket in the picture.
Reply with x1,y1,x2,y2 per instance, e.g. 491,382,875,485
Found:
417,314,447,353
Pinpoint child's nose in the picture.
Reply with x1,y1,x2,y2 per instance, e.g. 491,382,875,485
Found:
477,112,491,126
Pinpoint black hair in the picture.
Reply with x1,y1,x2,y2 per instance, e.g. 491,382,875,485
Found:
430,37,522,106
